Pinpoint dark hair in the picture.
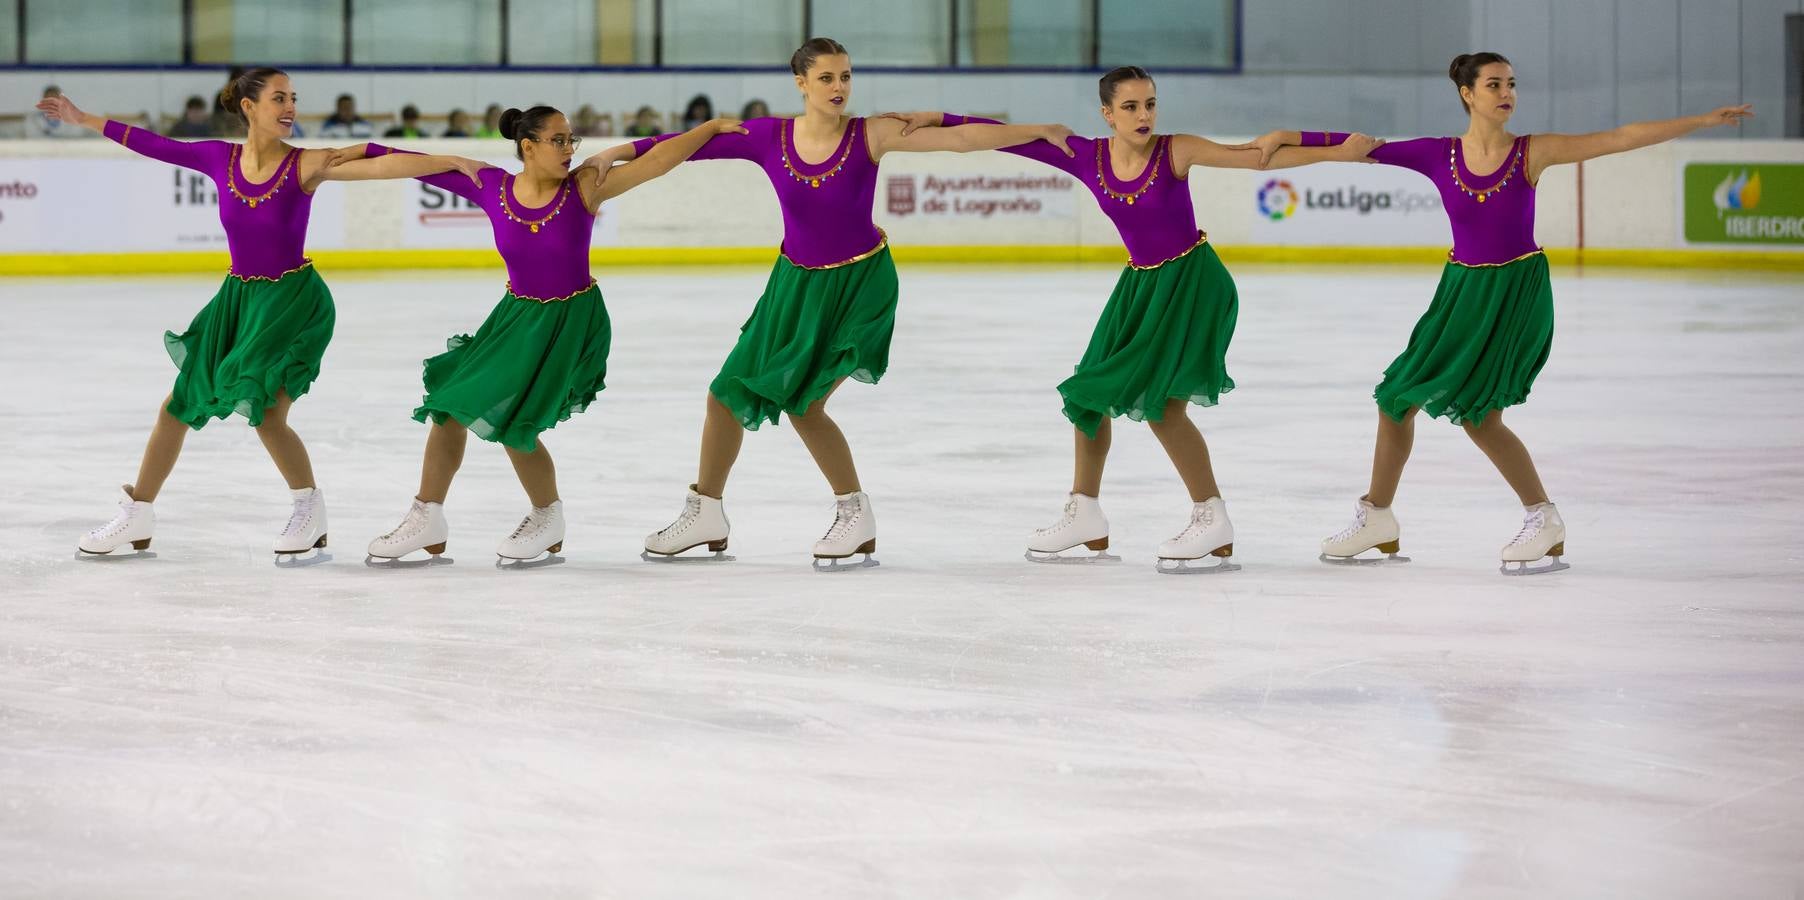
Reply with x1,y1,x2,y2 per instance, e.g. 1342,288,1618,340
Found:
185,95,206,110
499,105,561,160
1099,66,1153,106
219,67,287,124
684,94,713,120
1448,52,1512,112
791,37,849,76
401,104,420,120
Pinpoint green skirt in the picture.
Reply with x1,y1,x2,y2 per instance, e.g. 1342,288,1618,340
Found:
413,284,611,453
711,247,899,431
1374,252,1554,426
1060,241,1238,438
163,263,335,430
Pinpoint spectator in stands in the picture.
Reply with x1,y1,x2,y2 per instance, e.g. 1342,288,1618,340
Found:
595,112,616,137
443,108,472,137
681,94,714,130
209,66,248,137
320,93,373,138
624,105,662,138
166,95,213,137
573,104,605,137
383,104,426,138
27,86,96,139
475,104,504,138
741,98,771,119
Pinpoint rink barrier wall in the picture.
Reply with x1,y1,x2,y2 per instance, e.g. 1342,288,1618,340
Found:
6,246,1804,277
2,138,1801,274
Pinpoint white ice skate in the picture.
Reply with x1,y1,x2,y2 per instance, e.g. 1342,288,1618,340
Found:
274,487,329,567
1156,496,1240,574
642,485,733,562
1500,501,1569,576
813,490,878,571
365,498,452,567
496,501,566,569
77,485,156,559
1025,493,1118,563
1320,497,1410,565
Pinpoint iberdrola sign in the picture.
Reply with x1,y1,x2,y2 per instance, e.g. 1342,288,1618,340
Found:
1684,163,1804,245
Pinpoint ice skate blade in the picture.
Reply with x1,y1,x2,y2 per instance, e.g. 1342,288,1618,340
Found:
364,553,453,569
275,550,333,569
496,553,565,570
75,549,157,561
641,549,735,563
813,554,879,572
1024,549,1121,564
1319,552,1411,566
1156,557,1241,575
1501,556,1569,576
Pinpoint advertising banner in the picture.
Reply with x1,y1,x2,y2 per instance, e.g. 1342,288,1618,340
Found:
1247,164,1451,246
1682,163,1804,246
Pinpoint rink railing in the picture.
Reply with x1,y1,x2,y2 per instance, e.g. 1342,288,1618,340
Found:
2,138,1800,273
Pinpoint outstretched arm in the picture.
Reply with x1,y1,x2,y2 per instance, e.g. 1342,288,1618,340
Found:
877,112,1089,176
299,143,375,190
1171,132,1383,173
1528,105,1751,179
866,116,1075,160
584,118,750,207
317,152,487,185
40,94,220,171
360,142,492,201
575,118,765,179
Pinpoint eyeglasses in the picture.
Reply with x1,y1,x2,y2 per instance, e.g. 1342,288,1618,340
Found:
527,135,582,150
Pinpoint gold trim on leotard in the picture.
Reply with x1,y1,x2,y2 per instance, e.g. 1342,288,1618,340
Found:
228,259,314,282
1129,231,1209,270
506,278,599,303
779,228,889,270
1448,248,1545,268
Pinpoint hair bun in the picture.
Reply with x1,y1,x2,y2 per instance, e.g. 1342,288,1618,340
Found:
498,107,525,140
1448,54,1472,81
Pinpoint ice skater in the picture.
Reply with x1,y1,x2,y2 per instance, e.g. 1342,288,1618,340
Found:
362,108,744,568
41,70,485,564
584,37,1074,570
1292,52,1751,573
885,68,1381,573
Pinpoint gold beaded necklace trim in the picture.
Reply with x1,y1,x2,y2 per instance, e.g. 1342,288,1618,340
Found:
500,174,570,234
1449,136,1523,205
1097,136,1165,206
781,118,858,189
507,278,598,303
227,145,297,210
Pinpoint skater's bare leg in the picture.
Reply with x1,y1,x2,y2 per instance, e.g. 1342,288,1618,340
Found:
790,380,861,495
1146,399,1220,502
695,394,743,499
130,395,188,502
253,390,316,491
1072,419,1110,497
1462,411,1550,507
505,440,560,508
1366,408,1416,508
417,419,468,504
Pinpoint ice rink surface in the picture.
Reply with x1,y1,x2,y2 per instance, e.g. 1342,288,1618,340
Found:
2,262,1801,898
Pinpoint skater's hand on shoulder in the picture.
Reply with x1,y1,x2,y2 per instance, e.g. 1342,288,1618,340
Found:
449,155,487,186
1034,124,1077,156
1226,131,1288,168
1339,133,1385,162
876,111,940,136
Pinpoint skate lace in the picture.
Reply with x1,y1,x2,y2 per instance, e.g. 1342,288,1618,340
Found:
94,501,134,537
822,499,860,542
1037,498,1080,536
380,504,427,542
281,498,314,537
1329,503,1369,543
660,494,701,537
1507,509,1545,547
1177,503,1215,538
509,508,548,540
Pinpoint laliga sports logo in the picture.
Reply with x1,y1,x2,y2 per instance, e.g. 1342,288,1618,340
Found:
1713,169,1761,215
1257,178,1298,221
